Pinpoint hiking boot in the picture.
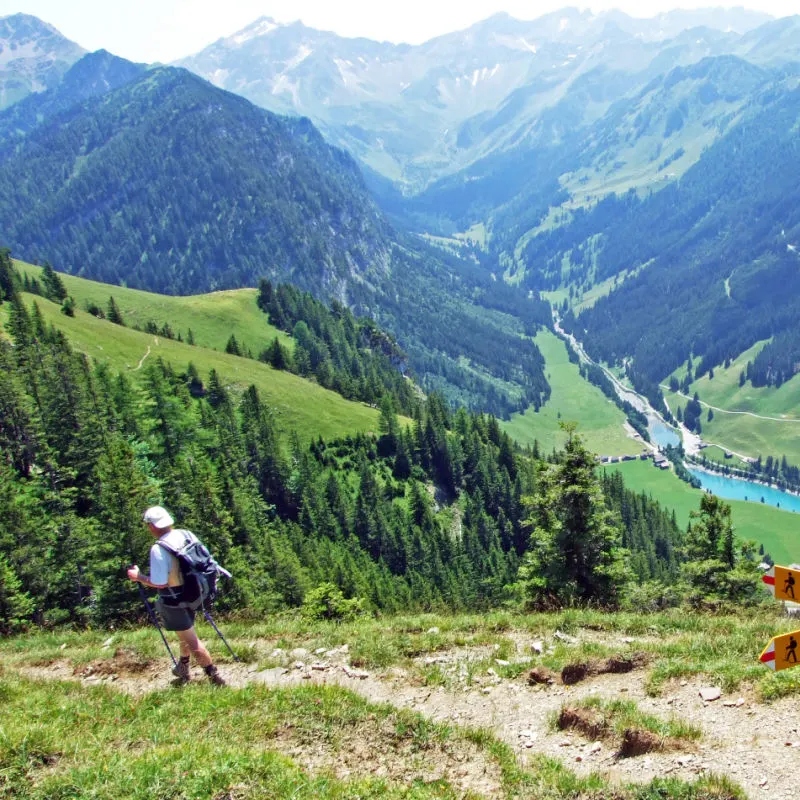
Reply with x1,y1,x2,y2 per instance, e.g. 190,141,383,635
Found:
205,665,226,687
172,657,191,683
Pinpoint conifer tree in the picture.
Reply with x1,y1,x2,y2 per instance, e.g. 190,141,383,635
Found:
41,263,67,302
225,334,242,356
518,424,627,608
107,296,125,325
680,493,759,606
0,248,16,303
0,553,34,633
378,394,399,456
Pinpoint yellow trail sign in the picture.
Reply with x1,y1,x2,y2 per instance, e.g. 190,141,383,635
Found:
761,565,800,603
760,630,800,672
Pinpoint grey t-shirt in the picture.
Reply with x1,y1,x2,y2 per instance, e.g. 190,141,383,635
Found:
149,529,197,587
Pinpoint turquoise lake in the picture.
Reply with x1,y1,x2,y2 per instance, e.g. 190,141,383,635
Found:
648,417,680,448
687,468,800,513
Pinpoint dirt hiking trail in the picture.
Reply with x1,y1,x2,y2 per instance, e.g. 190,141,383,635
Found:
18,633,800,799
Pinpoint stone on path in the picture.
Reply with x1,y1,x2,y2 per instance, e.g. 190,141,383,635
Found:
699,687,722,702
554,630,577,644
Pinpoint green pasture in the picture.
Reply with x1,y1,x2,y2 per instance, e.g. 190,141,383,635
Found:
13,259,292,355
697,445,749,470
665,386,800,465
1,290,382,444
503,329,641,457
665,339,800,462
609,460,800,564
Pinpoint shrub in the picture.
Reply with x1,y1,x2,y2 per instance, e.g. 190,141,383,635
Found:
301,583,365,622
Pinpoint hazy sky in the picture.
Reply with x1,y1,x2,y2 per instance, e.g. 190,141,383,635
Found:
2,1,796,63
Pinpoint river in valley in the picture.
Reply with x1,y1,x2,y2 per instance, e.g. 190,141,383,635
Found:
553,316,800,513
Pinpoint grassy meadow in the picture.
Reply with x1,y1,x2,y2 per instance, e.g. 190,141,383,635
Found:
503,329,642,457
2,264,384,443
665,340,800,463
609,460,800,565
13,259,293,353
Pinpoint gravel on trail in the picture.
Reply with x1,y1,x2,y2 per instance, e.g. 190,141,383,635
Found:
19,636,799,799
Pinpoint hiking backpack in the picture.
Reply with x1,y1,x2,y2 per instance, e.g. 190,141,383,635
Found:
156,530,232,609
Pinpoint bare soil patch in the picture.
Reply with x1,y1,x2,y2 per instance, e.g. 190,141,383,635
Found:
558,706,606,740
75,648,153,678
561,652,649,685
617,728,664,758
558,705,695,760
528,666,557,685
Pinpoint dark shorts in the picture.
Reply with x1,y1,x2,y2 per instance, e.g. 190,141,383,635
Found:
156,599,196,632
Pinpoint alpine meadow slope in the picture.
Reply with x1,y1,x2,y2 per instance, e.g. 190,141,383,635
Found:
1,263,382,444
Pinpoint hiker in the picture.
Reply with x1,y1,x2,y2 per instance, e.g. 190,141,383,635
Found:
127,505,226,686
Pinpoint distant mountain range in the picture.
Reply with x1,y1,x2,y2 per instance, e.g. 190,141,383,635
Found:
0,13,85,109
177,8,774,189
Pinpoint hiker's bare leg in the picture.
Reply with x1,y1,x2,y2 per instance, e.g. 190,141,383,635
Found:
177,627,213,668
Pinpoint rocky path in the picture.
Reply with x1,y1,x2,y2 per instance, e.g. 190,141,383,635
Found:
19,637,800,799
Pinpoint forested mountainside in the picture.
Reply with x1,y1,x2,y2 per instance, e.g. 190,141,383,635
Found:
0,262,690,627
0,50,146,145
551,76,800,402
0,13,85,110
395,48,800,406
0,65,391,300
0,57,552,417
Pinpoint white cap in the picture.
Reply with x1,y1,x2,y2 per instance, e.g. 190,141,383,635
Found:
143,506,174,529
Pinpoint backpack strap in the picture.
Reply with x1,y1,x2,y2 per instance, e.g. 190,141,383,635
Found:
154,530,194,559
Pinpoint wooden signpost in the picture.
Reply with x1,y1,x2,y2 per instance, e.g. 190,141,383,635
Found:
761,565,800,671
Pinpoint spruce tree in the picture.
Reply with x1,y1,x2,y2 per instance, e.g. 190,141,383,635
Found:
41,263,67,302
0,554,34,633
680,493,759,606
518,424,627,608
0,248,16,303
225,334,242,356
107,296,125,325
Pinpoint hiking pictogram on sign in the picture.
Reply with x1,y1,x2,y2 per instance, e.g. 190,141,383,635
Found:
761,565,800,603
760,630,800,672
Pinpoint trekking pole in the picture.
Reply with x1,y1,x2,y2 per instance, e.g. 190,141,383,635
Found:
138,583,178,669
202,606,240,662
